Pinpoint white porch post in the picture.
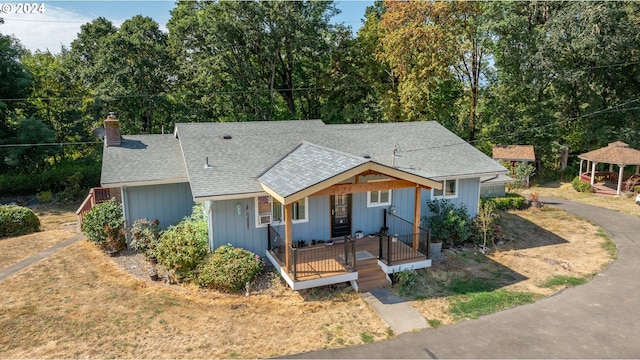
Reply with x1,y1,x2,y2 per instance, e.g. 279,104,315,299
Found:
579,159,583,178
609,164,614,172
617,164,625,196
590,162,597,186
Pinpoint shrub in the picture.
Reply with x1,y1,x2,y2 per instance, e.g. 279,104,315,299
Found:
130,219,161,259
0,205,40,237
81,199,126,252
156,207,209,281
394,269,424,297
571,176,593,193
197,244,264,292
423,199,471,246
482,193,525,210
36,191,53,204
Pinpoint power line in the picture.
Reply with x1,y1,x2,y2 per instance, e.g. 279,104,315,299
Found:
0,141,101,148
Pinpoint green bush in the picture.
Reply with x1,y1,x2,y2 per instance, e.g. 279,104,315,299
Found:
0,205,40,237
36,191,53,204
571,176,593,193
130,219,161,259
481,193,525,210
394,269,424,297
156,207,209,281
197,244,264,292
81,199,126,252
423,199,471,246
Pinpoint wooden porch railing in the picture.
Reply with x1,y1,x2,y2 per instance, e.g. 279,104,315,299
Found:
76,187,120,226
267,225,356,281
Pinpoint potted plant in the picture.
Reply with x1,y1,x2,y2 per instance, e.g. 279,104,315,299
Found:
529,192,541,208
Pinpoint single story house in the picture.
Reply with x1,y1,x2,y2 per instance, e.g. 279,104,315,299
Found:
100,115,507,291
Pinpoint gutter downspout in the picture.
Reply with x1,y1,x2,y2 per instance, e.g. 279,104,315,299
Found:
204,200,214,251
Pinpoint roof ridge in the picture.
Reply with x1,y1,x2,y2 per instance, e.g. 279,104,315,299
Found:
255,142,305,179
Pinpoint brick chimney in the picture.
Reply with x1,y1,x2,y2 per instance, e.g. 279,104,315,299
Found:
104,112,121,147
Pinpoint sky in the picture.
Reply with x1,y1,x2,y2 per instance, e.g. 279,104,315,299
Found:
0,0,373,54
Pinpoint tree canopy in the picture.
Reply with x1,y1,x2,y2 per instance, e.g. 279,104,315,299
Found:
2,0,640,190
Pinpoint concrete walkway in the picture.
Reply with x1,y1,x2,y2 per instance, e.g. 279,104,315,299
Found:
294,197,640,358
0,233,84,281
362,288,428,335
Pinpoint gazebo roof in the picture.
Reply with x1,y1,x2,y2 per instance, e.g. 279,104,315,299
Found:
578,142,640,165
492,145,536,162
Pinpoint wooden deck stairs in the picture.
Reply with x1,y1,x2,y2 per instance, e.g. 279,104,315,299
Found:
356,258,391,293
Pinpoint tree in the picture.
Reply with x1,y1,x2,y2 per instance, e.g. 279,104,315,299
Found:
475,201,498,254
0,34,32,149
167,0,339,122
377,0,487,136
3,117,57,172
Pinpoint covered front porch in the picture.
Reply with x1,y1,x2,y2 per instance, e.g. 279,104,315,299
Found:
265,210,432,292
256,142,440,291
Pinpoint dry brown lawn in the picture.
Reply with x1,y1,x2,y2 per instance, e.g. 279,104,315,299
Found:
0,209,389,358
525,181,640,217
0,190,621,357
0,205,78,268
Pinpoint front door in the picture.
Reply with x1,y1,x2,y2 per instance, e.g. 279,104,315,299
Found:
331,194,351,238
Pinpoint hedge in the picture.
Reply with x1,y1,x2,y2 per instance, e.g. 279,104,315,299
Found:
481,193,526,210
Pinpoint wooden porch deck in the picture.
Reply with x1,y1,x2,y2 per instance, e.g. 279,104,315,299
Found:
269,235,428,292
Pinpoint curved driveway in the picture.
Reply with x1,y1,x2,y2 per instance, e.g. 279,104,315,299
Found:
295,197,640,358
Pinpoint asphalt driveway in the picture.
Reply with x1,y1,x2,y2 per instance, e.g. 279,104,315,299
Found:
294,197,640,359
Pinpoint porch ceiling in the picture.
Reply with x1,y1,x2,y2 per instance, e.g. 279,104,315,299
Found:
258,142,441,204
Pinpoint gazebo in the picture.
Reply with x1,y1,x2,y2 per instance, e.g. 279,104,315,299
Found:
578,141,640,196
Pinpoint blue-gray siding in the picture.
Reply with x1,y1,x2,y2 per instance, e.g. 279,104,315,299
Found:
209,177,481,253
122,182,194,230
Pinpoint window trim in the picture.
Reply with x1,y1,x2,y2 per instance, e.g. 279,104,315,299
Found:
367,189,392,208
255,196,309,228
432,179,458,199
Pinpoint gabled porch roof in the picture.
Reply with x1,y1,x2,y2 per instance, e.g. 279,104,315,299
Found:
257,142,442,204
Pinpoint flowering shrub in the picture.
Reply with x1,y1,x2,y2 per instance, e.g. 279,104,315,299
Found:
130,219,161,259
0,205,40,237
81,199,125,252
197,244,264,292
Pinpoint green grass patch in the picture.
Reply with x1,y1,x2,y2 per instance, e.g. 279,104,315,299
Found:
540,275,588,288
449,290,542,320
427,319,442,328
596,230,617,259
360,332,374,344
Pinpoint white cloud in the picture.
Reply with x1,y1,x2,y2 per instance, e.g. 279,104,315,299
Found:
1,4,120,54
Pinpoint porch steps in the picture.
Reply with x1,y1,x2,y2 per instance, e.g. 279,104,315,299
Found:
356,259,390,293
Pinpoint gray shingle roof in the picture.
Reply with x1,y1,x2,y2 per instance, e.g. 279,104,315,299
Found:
101,134,188,187
102,120,507,199
258,142,368,199
174,120,506,200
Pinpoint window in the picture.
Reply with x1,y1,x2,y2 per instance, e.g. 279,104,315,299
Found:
367,189,392,207
255,196,308,227
433,179,458,198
